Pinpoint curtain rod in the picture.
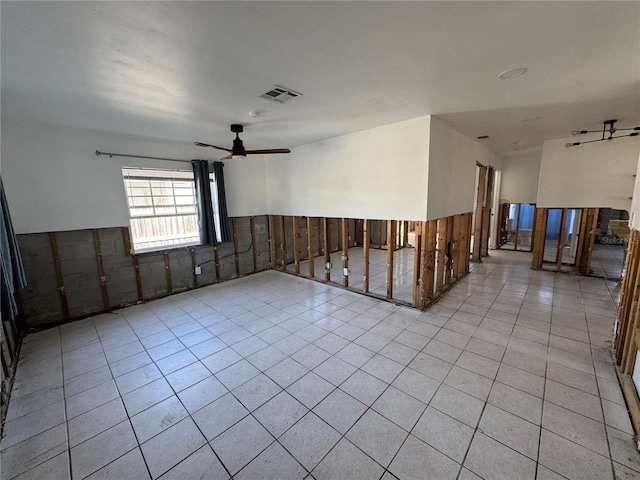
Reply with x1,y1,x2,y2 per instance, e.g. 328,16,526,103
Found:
95,150,192,163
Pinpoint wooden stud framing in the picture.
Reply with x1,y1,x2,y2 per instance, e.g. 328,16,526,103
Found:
323,218,331,282
452,215,461,280
472,166,486,262
293,216,301,275
121,227,133,256
231,217,240,277
363,219,370,293
92,229,110,310
378,220,383,249
268,215,277,269
426,220,437,295
403,221,409,248
132,255,143,299
279,216,287,272
481,167,494,257
576,208,599,275
556,208,568,269
250,216,258,272
444,216,453,285
412,221,422,307
532,208,548,268
436,218,447,292
163,251,173,293
49,232,70,319
386,220,397,300
342,218,349,287
190,248,198,288
307,217,315,278
213,245,221,281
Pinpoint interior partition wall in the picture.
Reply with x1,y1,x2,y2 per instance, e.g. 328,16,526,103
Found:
497,203,536,252
270,213,473,310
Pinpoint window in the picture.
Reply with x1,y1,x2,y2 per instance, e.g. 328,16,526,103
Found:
122,168,200,252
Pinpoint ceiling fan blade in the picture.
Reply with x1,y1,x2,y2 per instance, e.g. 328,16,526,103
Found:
244,149,291,155
219,154,233,160
194,142,233,153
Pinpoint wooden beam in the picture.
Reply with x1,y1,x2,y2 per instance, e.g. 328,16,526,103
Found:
342,218,349,287
617,230,640,364
531,208,548,268
190,248,198,288
293,216,301,274
323,218,331,282
378,220,383,249
444,216,453,286
213,245,221,282
250,216,258,273
163,251,173,293
132,255,143,299
386,220,397,299
436,218,447,292
121,227,133,256
621,374,640,437
426,220,437,294
307,216,315,278
363,219,370,292
92,229,110,310
556,208,568,269
279,216,287,271
231,217,240,276
472,166,486,262
452,215,461,280
49,232,70,319
267,215,276,269
481,167,494,256
413,222,423,308
403,221,409,248
514,204,521,251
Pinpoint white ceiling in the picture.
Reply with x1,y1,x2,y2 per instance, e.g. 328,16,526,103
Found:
2,1,639,155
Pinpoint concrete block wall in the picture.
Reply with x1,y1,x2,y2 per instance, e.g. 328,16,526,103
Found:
15,216,271,329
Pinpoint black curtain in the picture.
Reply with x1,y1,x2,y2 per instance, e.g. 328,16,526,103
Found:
212,161,231,243
191,160,217,245
1,176,27,322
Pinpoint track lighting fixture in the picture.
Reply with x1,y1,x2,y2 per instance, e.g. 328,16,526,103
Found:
565,119,640,148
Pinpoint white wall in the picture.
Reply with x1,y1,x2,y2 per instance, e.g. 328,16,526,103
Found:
537,136,640,210
266,116,431,221
1,118,268,234
499,151,541,204
426,117,499,220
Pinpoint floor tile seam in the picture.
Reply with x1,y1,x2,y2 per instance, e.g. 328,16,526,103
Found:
3,385,67,425
57,333,74,480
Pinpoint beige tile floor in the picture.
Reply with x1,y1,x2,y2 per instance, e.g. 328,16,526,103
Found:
2,250,640,480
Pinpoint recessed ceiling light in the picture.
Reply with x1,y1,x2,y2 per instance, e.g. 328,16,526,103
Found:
498,67,528,79
477,135,490,140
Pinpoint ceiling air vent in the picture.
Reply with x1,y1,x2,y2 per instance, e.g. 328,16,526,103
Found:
258,86,302,104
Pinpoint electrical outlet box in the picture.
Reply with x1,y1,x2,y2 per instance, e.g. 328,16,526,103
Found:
195,266,202,275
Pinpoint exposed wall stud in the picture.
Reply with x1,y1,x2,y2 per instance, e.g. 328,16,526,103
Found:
307,216,315,278
386,220,397,299
231,217,240,277
213,245,221,281
268,215,277,269
92,229,110,309
49,232,70,319
426,220,437,298
342,218,349,287
132,255,143,299
250,216,258,272
293,216,301,275
163,251,173,293
436,218,447,292
556,208,568,269
363,219,370,293
190,248,198,288
280,216,287,272
323,218,331,282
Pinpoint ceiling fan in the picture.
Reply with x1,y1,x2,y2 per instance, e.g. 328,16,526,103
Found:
195,124,291,159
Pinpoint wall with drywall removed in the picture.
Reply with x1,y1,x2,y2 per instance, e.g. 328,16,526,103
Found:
537,136,640,211
265,116,431,221
426,117,500,221
2,118,268,234
499,151,541,205
628,153,640,230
